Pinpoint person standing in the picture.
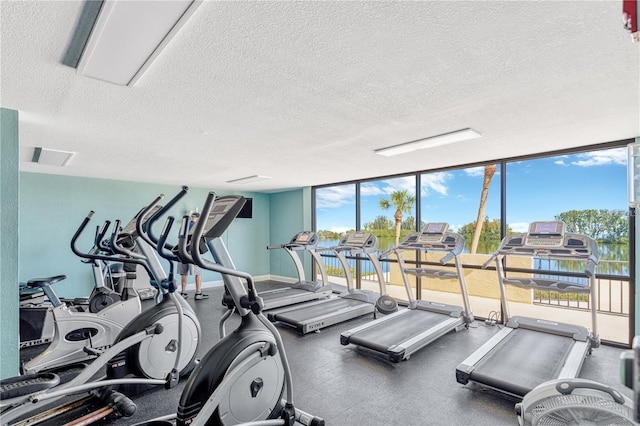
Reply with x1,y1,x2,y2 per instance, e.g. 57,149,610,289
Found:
179,212,208,300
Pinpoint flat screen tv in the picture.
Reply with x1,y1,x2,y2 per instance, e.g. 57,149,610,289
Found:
237,198,253,219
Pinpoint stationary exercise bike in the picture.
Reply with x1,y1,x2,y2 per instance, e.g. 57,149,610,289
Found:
19,221,135,350
19,208,161,374
143,191,323,426
1,187,201,426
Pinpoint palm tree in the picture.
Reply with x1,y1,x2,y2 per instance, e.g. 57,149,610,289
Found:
471,164,497,253
380,190,415,246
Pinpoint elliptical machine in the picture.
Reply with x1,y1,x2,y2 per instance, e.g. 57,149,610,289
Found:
19,215,148,374
1,187,201,426
145,191,323,426
18,220,136,350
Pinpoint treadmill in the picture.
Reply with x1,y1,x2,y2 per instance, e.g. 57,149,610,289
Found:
340,223,474,362
267,231,386,334
258,231,332,310
456,221,600,398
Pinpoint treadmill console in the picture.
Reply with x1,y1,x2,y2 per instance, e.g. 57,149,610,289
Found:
289,231,319,248
524,221,566,248
499,221,594,257
202,195,247,239
337,231,378,252
399,223,464,254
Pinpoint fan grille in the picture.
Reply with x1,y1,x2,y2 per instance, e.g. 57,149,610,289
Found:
530,395,634,426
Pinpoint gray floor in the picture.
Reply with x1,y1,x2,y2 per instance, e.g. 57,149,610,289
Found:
117,283,633,426
19,283,634,425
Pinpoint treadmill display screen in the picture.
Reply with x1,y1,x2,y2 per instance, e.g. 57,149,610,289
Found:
529,221,564,235
296,233,310,243
423,223,447,234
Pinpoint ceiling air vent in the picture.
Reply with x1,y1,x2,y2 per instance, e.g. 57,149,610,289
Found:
32,148,74,167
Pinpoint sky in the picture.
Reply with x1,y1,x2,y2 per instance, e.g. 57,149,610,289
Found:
315,147,628,234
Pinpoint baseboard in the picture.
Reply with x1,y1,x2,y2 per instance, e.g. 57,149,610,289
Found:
261,275,298,284
201,280,224,289
200,274,297,289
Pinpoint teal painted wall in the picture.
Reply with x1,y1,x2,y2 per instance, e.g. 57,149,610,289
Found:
268,188,312,280
1,108,20,379
19,173,271,298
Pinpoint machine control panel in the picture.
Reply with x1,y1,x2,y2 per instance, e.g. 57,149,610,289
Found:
289,231,319,248
336,231,378,252
499,221,594,257
523,221,566,247
399,223,464,254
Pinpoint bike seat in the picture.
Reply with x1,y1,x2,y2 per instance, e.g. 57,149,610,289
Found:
26,275,67,288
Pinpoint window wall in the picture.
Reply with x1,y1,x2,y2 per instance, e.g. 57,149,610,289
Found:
314,184,356,290
360,177,417,296
419,165,501,314
505,147,630,344
313,141,632,345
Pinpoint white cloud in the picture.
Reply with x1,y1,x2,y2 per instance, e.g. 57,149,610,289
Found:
509,222,529,233
315,185,355,209
384,176,417,195
554,160,566,166
568,148,626,167
360,183,386,197
362,176,418,198
465,167,485,177
421,172,451,196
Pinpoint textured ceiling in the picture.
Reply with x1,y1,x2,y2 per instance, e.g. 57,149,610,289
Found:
1,1,639,193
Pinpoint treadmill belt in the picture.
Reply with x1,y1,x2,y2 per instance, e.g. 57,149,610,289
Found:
261,288,308,301
472,328,575,396
348,310,446,351
274,298,367,323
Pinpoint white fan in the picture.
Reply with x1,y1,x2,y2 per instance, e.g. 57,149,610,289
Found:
516,379,636,426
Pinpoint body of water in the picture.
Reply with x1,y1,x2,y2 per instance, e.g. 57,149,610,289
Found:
318,237,629,276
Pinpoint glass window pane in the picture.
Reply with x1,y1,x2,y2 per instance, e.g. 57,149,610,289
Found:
505,147,629,344
314,184,356,288
420,165,501,317
360,177,418,298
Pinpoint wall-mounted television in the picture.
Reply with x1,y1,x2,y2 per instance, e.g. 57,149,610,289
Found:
237,198,253,219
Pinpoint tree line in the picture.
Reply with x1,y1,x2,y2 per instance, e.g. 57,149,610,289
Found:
318,209,628,246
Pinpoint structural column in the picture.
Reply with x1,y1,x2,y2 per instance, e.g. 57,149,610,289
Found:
1,108,20,379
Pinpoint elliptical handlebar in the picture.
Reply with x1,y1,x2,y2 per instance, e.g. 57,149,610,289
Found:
71,211,157,280
139,186,189,249
177,216,194,265
156,216,179,263
135,194,165,250
95,221,112,252
110,220,146,260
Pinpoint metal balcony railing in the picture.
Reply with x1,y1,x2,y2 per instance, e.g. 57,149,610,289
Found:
318,254,630,316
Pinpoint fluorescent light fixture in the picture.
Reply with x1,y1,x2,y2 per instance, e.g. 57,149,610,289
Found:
32,148,75,167
226,175,272,184
374,128,482,157
76,0,202,86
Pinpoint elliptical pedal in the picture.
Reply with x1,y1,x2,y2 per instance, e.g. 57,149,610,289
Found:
0,372,60,400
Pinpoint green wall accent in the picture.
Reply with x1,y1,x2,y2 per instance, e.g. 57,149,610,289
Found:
268,188,312,280
19,173,271,297
1,108,20,379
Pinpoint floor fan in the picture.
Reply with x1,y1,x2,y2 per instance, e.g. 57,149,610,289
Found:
515,378,635,426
